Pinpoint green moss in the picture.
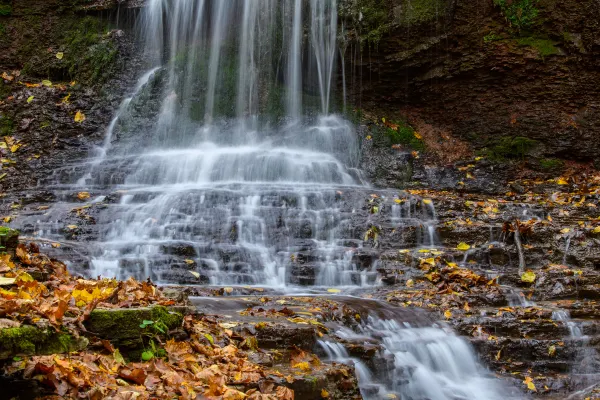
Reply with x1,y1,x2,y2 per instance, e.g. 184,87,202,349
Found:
486,136,538,160
371,120,425,151
517,37,559,57
483,33,502,43
0,115,13,136
539,158,564,170
62,17,117,84
396,0,445,27
0,4,11,16
340,0,392,47
0,326,88,359
493,0,539,31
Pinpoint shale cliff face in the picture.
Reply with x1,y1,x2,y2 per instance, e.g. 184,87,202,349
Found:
0,0,141,193
344,0,600,171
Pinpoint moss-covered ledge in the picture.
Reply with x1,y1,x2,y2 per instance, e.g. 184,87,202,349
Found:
0,227,19,255
83,305,184,343
0,325,88,359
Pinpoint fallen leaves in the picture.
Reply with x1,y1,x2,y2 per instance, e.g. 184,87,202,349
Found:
521,270,536,283
74,110,86,123
1,244,300,400
457,242,471,251
77,192,90,201
523,376,537,392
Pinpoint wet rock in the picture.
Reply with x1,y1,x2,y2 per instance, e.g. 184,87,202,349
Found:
255,324,317,351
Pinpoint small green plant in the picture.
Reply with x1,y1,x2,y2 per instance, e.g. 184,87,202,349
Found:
139,319,168,334
139,320,169,361
486,136,538,160
493,0,539,31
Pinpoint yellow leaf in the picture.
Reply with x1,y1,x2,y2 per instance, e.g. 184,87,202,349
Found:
293,362,311,372
381,117,386,123
464,302,471,312
523,377,537,392
224,287,234,294
327,288,341,293
10,144,21,153
3,216,11,223
56,52,64,60
184,259,194,265
77,192,90,200
521,271,536,283
475,156,483,161
27,96,34,104
423,199,432,205
0,142,5,149
561,228,570,234
203,333,214,345
414,132,423,140
422,257,435,266
74,110,86,123
406,279,414,287
321,389,329,398
72,286,114,304
556,177,568,185
592,226,600,233
366,135,372,140
113,349,125,364
444,310,452,319
466,172,474,179
548,345,556,357
394,198,403,204
495,348,501,360
41,80,52,87
457,242,471,251
189,271,200,279
67,225,77,230
51,243,61,248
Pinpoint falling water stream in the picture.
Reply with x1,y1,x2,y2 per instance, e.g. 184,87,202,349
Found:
17,1,523,398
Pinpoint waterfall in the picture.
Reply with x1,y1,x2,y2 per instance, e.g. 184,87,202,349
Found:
75,0,367,286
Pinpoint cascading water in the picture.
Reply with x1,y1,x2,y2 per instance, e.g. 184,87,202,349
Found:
73,0,373,287
319,314,522,400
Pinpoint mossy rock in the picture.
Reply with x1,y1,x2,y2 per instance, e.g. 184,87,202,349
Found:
0,227,19,255
394,0,446,27
84,306,184,343
0,325,88,359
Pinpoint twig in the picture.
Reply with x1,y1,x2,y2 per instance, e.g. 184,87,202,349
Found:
514,219,526,276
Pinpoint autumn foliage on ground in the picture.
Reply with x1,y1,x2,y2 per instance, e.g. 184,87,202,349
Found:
0,243,295,399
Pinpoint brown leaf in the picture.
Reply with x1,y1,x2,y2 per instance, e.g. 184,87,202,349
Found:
118,368,147,385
